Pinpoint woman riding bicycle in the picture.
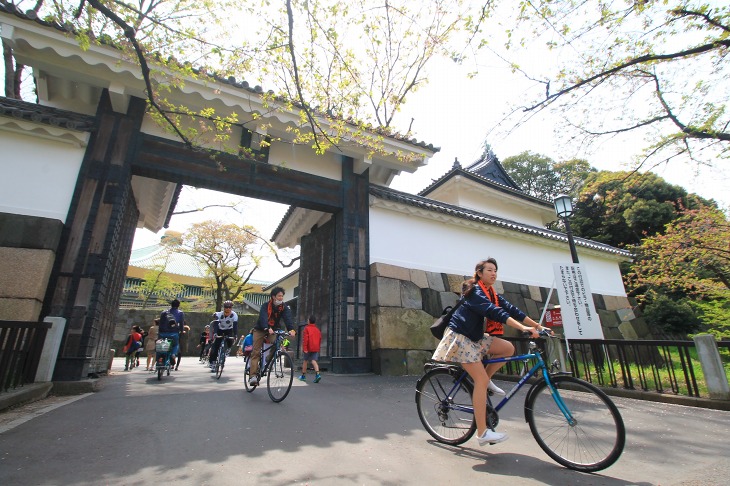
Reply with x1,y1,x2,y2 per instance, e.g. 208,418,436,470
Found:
432,258,546,446
249,287,296,386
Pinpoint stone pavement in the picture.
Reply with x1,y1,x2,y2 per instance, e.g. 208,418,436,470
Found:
1,357,729,485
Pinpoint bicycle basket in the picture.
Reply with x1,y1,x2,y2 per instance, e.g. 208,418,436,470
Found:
155,339,171,352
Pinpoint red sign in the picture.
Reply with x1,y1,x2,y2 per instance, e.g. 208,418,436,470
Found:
545,308,563,327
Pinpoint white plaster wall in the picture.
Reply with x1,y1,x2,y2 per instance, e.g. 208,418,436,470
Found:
0,128,84,223
369,206,628,296
456,191,546,226
268,143,342,181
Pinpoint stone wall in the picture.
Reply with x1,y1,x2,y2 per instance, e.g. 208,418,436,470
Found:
369,262,643,376
0,213,63,321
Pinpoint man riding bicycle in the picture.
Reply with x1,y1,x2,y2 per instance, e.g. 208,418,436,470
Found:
209,300,238,372
249,287,296,386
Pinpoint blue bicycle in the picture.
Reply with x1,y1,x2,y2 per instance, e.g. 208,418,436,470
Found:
415,331,625,472
154,338,173,381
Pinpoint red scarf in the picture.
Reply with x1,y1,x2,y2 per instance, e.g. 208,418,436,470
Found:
478,280,504,335
267,300,284,327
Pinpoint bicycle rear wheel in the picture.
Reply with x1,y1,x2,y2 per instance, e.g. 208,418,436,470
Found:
525,375,625,472
415,367,476,445
267,351,293,403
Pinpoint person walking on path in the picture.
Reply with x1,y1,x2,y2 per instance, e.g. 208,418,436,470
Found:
144,318,159,370
249,287,296,386
176,323,191,370
122,325,143,371
298,315,322,383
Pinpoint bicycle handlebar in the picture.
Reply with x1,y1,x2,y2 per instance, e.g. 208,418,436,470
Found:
520,329,555,338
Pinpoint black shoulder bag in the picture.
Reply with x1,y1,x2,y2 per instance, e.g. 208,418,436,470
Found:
430,297,465,340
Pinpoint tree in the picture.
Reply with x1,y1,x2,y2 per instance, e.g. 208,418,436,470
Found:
176,220,263,310
570,170,702,248
3,0,491,161
501,1,730,171
628,204,730,300
627,204,730,337
137,264,185,309
501,151,595,200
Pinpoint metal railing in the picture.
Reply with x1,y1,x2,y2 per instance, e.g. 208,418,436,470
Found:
501,336,730,399
0,321,51,392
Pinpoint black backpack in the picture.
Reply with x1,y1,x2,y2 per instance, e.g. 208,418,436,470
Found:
160,310,179,333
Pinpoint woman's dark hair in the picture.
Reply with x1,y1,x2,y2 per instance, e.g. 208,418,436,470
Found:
463,258,499,297
170,299,181,308
270,286,286,297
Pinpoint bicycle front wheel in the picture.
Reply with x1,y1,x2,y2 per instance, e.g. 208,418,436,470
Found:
243,357,256,392
216,349,225,379
267,351,293,403
415,367,476,445
525,375,625,472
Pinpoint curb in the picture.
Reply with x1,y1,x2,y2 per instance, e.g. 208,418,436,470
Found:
0,379,102,413
0,383,53,412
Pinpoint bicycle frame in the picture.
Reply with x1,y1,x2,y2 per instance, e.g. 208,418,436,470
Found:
443,345,576,424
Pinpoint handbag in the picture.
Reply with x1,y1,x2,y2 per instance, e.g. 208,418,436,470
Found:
430,297,464,340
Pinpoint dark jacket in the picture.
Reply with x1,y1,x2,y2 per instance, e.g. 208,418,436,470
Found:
449,283,527,342
255,300,294,332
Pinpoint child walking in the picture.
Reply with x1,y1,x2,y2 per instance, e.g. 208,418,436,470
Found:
298,315,322,383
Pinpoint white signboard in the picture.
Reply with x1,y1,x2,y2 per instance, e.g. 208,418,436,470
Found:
553,263,604,340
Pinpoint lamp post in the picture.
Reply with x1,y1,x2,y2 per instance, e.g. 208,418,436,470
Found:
553,194,580,264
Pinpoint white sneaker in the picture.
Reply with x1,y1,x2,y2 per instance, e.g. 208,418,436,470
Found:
477,429,508,446
488,380,505,395
248,376,259,386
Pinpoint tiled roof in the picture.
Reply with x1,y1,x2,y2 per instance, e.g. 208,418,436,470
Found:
0,3,439,153
370,185,633,258
0,97,95,131
418,158,553,209
129,245,207,279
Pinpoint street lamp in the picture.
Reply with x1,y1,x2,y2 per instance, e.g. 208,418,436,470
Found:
553,194,580,263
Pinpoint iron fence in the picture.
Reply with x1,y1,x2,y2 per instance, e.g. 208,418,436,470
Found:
501,336,730,399
0,321,51,392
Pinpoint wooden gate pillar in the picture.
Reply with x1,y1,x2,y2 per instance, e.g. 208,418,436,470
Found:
44,90,143,380
330,157,370,373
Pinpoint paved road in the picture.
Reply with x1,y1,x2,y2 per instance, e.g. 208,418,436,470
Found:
1,357,729,485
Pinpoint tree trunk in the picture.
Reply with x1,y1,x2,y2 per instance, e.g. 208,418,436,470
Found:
2,39,18,99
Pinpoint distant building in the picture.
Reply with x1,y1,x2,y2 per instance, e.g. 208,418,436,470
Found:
124,230,270,311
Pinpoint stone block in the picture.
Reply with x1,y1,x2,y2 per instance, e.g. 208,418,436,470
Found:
439,291,459,311
628,317,651,338
410,269,429,289
445,273,464,293
493,280,504,294
0,298,42,320
401,280,422,309
593,293,606,311
425,271,446,291
617,322,638,340
370,262,411,281
370,276,402,307
528,285,542,302
0,248,54,299
406,350,433,376
421,288,443,317
615,307,636,323
372,348,407,376
524,299,540,318
370,307,435,350
603,326,624,340
598,309,620,328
